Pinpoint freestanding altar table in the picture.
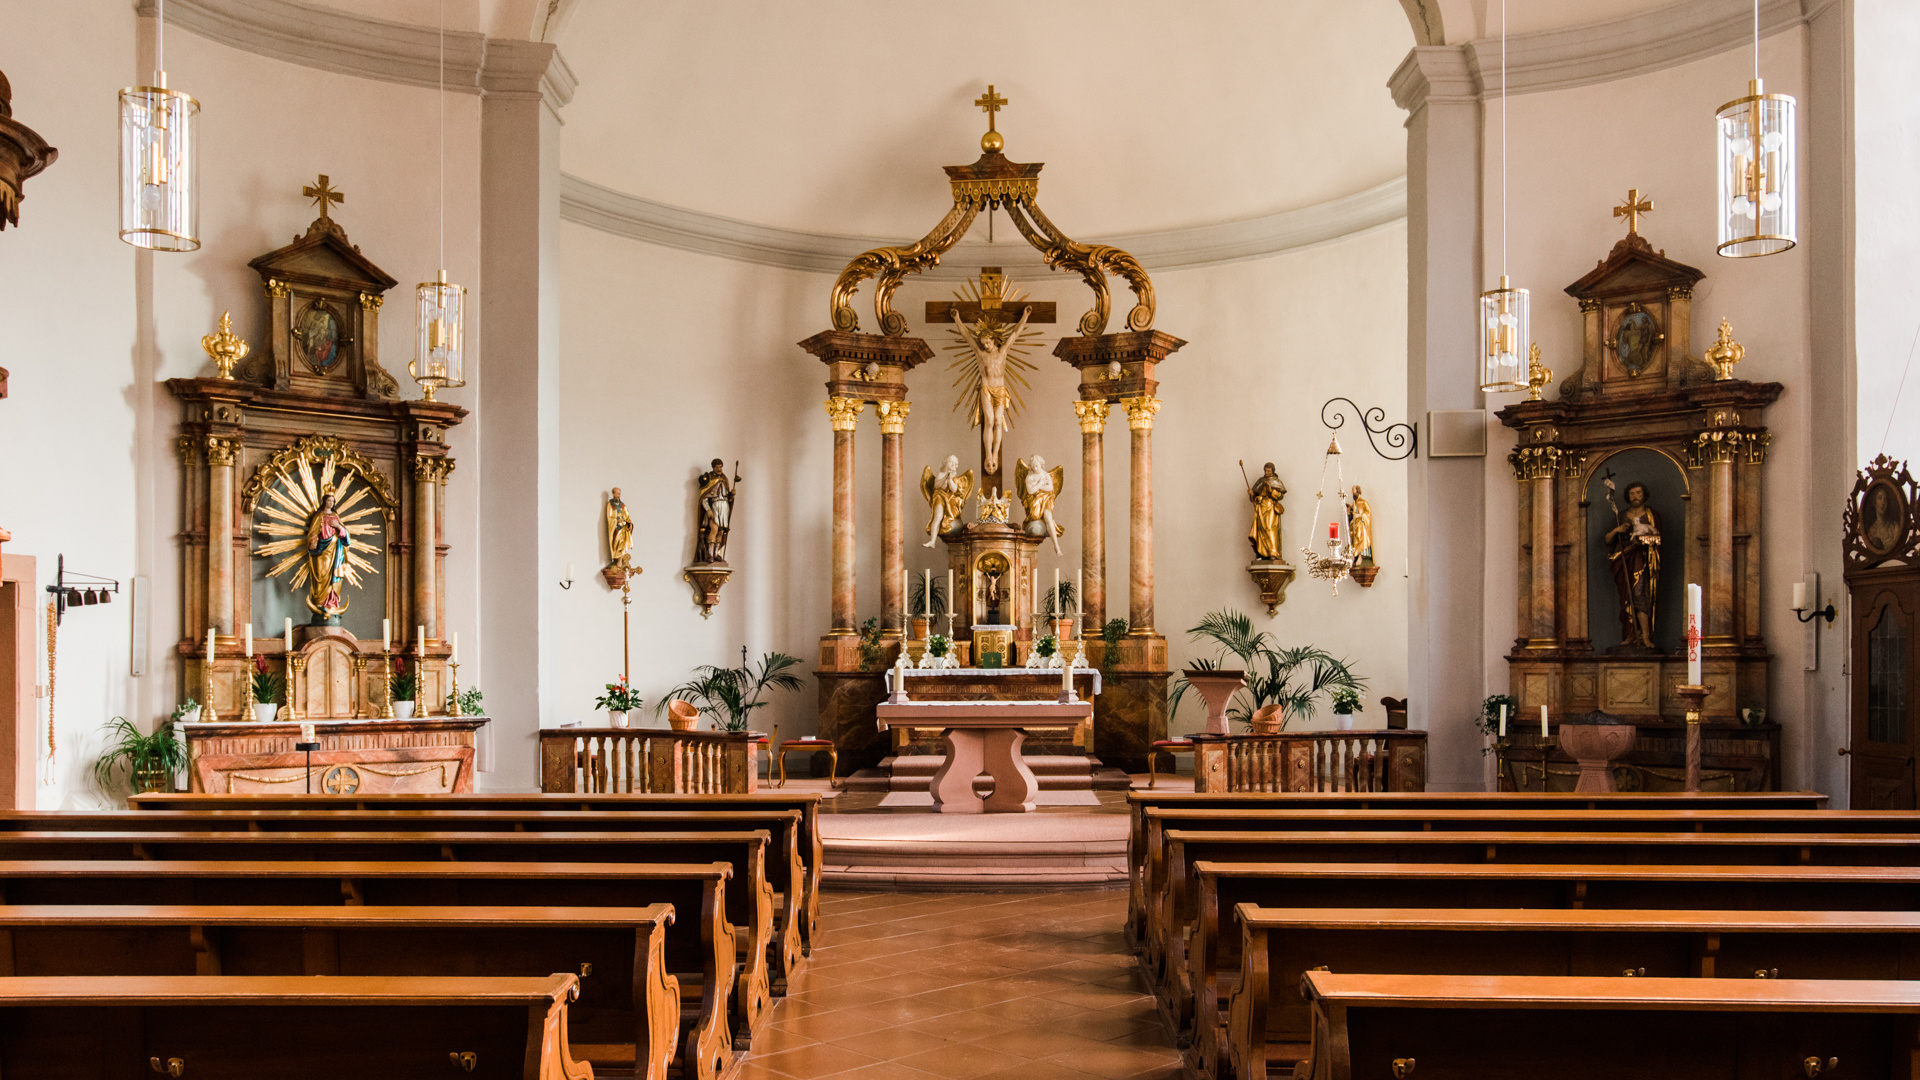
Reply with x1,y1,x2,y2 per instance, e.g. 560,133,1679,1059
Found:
875,700,1094,813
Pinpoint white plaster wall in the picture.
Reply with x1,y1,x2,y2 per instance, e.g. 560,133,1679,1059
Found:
555,219,1410,740
0,0,482,806
1854,0,1920,470
1482,29,1826,788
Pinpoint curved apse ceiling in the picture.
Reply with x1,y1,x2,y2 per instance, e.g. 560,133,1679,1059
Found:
554,1,1417,239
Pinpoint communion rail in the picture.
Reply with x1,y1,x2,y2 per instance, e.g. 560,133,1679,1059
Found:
1189,730,1427,793
539,727,761,794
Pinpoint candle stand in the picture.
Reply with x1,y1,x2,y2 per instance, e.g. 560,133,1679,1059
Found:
446,661,463,717
295,740,320,793
285,654,303,721
379,651,396,720
1676,683,1709,792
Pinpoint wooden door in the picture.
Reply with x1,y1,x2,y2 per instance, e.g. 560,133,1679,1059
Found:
1851,585,1919,809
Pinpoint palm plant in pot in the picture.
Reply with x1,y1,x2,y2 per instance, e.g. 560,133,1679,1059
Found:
1169,608,1366,733
658,649,805,733
93,716,190,800
249,655,282,722
388,656,419,720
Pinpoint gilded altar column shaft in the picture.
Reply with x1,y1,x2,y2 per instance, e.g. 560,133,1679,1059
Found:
826,398,865,634
205,436,239,636
1125,397,1161,634
412,457,443,643
1707,445,1736,640
1530,471,1556,645
1075,400,1110,629
877,402,909,635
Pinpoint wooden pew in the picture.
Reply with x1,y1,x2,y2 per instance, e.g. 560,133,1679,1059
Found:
0,859,736,1080
1133,806,1902,951
1150,826,1920,981
0,828,776,1034
0,903,678,1080
1122,790,1828,946
1282,971,1920,1080
0,973,590,1080
0,808,809,989
128,791,828,955
1223,906,1920,1080
1184,860,1920,1074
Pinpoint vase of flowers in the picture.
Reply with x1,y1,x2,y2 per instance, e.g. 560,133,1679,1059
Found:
249,655,282,722
388,656,418,720
1330,686,1363,731
595,676,643,727
924,634,952,670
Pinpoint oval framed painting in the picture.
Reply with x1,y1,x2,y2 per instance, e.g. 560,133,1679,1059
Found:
1862,478,1909,557
1615,305,1659,376
295,300,343,375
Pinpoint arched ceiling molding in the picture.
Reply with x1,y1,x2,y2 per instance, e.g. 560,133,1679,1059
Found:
558,173,1408,277
132,0,576,112
1399,0,1447,46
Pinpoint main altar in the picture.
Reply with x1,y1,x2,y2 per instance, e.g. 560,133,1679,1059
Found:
166,178,489,788
805,90,1179,774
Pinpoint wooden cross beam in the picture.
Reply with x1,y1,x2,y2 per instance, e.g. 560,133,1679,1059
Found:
303,174,345,220
926,266,1055,325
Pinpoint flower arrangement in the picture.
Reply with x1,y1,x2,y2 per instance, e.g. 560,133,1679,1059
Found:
387,655,418,703
594,675,643,714
1330,687,1363,715
927,634,951,658
1477,694,1518,739
249,654,281,705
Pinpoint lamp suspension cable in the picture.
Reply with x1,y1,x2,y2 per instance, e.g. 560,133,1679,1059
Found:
1501,0,1507,284
408,0,466,401
438,0,445,275
1477,0,1529,393
1715,0,1796,256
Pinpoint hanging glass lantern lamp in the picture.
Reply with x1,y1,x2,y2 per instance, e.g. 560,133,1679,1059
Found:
409,270,465,401
1715,79,1796,257
1479,275,1529,393
118,73,198,250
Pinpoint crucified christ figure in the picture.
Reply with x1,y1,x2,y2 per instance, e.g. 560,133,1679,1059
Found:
951,305,1031,478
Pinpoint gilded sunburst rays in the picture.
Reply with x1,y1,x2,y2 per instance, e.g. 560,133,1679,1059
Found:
252,451,383,602
945,277,1042,426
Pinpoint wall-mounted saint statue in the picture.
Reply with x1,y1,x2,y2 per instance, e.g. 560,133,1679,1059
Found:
1015,454,1065,554
694,459,740,565
921,455,975,547
1603,476,1662,649
605,487,633,569
1348,485,1374,564
1246,462,1286,560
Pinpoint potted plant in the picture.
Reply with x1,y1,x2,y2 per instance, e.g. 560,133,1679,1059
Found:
1034,634,1059,668
1477,693,1518,754
595,675,642,727
1168,609,1365,733
248,655,282,722
659,649,805,732
173,697,201,726
446,685,484,717
1330,686,1363,730
908,578,948,641
388,656,418,720
925,634,953,669
93,716,190,800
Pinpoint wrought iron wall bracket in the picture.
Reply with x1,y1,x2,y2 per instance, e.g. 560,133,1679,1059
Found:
1321,397,1417,460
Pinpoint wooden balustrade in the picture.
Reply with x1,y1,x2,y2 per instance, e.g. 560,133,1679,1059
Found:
1190,730,1426,793
539,727,761,794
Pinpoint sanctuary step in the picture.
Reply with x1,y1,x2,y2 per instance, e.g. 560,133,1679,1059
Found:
819,812,1128,891
844,754,1133,793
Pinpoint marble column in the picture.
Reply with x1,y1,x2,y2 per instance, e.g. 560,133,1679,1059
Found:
1706,443,1737,640
205,435,238,636
1529,469,1556,646
412,456,442,643
1074,400,1110,631
877,402,909,635
826,397,865,633
1124,397,1160,633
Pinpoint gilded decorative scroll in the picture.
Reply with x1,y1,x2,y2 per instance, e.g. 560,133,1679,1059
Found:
1007,200,1155,337
241,433,397,519
830,201,980,336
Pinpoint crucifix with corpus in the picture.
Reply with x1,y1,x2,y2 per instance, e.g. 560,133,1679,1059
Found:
928,269,1056,495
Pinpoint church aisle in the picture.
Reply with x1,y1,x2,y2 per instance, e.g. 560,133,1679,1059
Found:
738,888,1179,1080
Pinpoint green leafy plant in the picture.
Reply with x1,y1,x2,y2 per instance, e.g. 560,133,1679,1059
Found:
249,655,281,705
1330,687,1363,715
857,617,885,671
1099,617,1129,673
658,649,805,732
594,675,643,713
927,634,951,659
387,655,418,703
909,578,948,617
93,716,189,797
1035,635,1058,659
170,698,199,723
1168,608,1365,730
1477,693,1518,739
447,686,485,716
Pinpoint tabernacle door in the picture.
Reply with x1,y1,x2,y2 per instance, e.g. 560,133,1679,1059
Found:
1851,585,1918,809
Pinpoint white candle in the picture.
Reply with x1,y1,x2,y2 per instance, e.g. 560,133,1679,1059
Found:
902,569,909,625
1540,705,1548,739
1032,567,1040,618
299,721,316,743
451,631,459,664
205,627,215,662
924,570,932,617
1497,703,1507,737
1792,582,1807,611
283,617,293,651
1686,583,1703,685
947,570,954,619
1076,570,1084,615
382,618,391,652
1054,568,1060,616
1063,648,1074,696
416,625,426,653
244,624,252,659
564,561,575,582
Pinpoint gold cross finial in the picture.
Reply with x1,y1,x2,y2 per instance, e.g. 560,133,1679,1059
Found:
302,175,345,220
1613,188,1654,235
974,86,1008,130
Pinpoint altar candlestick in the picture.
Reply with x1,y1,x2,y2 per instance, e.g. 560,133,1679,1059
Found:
902,569,909,627
205,628,214,662
1054,568,1060,614
1497,703,1507,737
283,617,293,651
243,625,252,659
451,632,459,664
382,619,390,652
948,570,954,621
416,625,426,653
1540,705,1549,739
1792,582,1807,611
924,569,932,617
1062,647,1074,698
1686,583,1703,685
1032,568,1040,618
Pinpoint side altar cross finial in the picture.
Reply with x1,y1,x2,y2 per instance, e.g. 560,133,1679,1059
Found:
303,174,345,220
974,85,1008,131
1613,188,1653,235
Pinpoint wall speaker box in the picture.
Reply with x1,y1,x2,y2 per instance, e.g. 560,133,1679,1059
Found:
1425,410,1487,457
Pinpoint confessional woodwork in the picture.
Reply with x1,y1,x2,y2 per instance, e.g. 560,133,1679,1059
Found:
0,552,31,808
1845,456,1920,808
1496,226,1781,787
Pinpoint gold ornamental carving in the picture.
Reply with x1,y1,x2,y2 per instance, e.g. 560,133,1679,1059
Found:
358,292,383,312
1124,396,1162,431
875,400,911,435
828,86,1153,339
204,435,241,468
1073,398,1110,434
200,311,251,381
241,434,398,520
1526,343,1551,401
1704,318,1746,380
412,455,455,483
824,397,865,432
1510,444,1564,482
1685,427,1770,468
175,435,198,466
264,278,290,299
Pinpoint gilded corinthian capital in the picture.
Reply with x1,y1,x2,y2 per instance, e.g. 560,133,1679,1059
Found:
876,400,911,435
1124,396,1162,431
204,436,241,468
824,397,866,432
1073,399,1110,434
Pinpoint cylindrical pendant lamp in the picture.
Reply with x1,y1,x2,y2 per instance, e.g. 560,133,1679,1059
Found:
118,73,198,250
409,270,466,401
1715,78,1796,257
1479,275,1529,392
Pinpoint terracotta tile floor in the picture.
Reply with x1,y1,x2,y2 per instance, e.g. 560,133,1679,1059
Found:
738,888,1178,1080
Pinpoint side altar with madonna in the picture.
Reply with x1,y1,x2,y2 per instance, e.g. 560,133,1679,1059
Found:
164,178,487,794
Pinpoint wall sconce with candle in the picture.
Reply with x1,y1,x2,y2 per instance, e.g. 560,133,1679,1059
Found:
1791,580,1836,626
